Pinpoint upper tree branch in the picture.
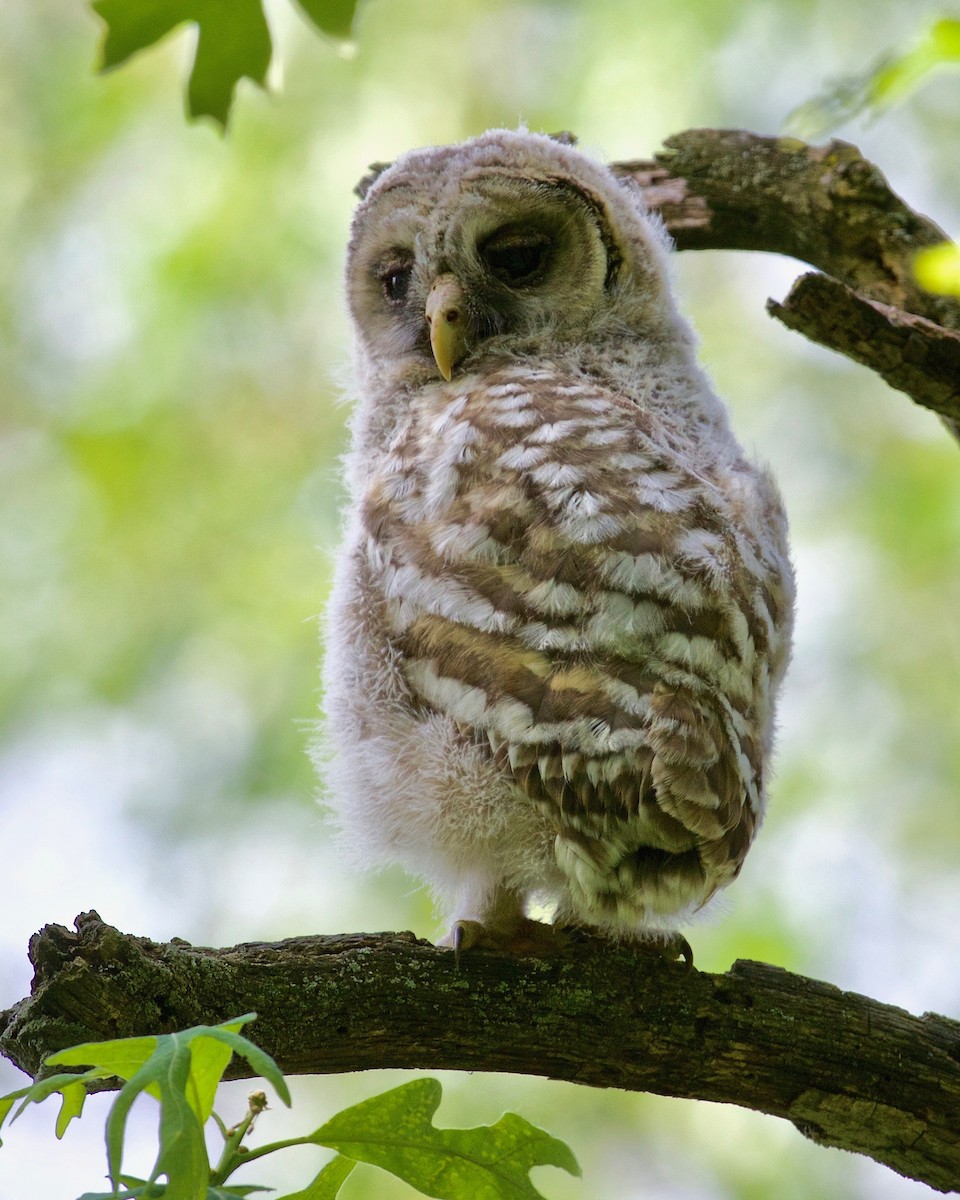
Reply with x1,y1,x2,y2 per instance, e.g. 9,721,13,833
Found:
614,129,960,427
2,914,959,1194
769,273,960,422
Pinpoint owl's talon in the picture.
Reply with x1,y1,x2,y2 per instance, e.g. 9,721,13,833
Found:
448,919,487,966
651,932,694,970
452,923,462,968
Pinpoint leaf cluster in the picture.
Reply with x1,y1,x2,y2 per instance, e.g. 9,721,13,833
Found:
0,1015,579,1199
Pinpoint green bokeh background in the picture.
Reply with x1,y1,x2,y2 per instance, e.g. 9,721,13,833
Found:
1,1,959,1197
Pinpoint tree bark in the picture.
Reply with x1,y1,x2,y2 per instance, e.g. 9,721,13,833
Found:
2,913,959,1194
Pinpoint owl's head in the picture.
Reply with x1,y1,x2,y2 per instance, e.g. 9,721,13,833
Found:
345,129,686,388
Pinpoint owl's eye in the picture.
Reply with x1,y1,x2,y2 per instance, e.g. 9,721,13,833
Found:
481,230,552,286
379,262,412,305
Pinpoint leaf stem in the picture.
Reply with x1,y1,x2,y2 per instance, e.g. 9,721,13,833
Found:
210,1095,265,1185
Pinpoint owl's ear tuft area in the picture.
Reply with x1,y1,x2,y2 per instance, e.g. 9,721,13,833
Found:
354,161,393,200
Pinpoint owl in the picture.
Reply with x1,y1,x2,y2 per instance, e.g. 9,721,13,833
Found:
321,129,794,959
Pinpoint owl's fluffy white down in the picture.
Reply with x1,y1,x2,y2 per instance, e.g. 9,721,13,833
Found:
322,506,567,925
319,128,794,944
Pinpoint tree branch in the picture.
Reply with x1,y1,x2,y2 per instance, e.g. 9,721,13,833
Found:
615,128,959,327
769,272,960,422
3,913,959,1193
614,128,960,438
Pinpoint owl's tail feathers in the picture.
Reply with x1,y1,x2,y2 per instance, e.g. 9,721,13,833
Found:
553,824,714,936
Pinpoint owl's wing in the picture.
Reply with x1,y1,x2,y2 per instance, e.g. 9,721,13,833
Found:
367,367,792,928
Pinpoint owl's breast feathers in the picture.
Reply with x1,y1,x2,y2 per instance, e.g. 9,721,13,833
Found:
360,363,792,923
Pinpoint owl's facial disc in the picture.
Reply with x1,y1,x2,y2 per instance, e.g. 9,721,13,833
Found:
348,170,614,382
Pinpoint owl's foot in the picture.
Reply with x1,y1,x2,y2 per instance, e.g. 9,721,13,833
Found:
442,916,569,964
554,923,693,969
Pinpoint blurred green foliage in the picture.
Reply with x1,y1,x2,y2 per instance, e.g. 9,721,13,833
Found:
1,1,959,1198
787,16,960,136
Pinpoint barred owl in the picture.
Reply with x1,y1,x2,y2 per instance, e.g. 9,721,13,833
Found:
321,129,794,958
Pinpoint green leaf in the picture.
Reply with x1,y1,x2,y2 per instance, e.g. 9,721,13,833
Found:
46,1014,281,1125
182,1035,237,1126
2,1069,104,1144
50,1037,162,1096
915,242,960,296
90,0,272,128
44,1015,282,1197
171,1015,271,1123
207,1188,276,1198
275,1155,356,1199
309,1078,580,1200
55,1079,89,1138
931,17,960,56
873,18,960,104
78,1179,167,1200
291,0,359,40
76,1185,151,1195
153,1044,210,1198
0,1086,29,1140
103,1038,208,1197
78,1187,170,1199
187,1026,291,1112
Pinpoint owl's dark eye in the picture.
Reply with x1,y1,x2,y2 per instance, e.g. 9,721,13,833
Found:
379,262,412,305
481,230,552,286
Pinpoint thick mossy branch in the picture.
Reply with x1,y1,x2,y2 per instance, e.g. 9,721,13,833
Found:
2,913,959,1193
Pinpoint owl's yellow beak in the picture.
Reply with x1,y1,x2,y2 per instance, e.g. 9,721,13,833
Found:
425,274,470,381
